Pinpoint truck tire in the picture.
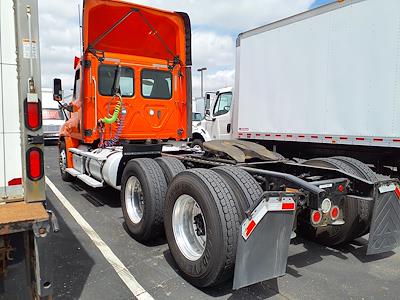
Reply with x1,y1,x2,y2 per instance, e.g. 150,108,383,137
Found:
121,158,167,242
59,141,74,182
191,139,204,151
213,166,263,219
164,169,240,287
155,157,186,185
301,157,371,245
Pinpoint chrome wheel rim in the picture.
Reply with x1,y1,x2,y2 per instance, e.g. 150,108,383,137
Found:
125,176,144,224
172,195,206,261
59,148,67,173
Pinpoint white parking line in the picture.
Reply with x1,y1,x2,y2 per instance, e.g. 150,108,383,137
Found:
46,176,154,300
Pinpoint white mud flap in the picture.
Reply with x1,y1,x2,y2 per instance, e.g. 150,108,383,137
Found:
367,182,400,255
233,194,297,290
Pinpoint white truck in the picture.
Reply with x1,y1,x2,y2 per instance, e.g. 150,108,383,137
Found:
41,88,65,142
0,0,56,298
191,87,233,149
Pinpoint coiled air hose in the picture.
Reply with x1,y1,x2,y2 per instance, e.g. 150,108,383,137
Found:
101,94,122,124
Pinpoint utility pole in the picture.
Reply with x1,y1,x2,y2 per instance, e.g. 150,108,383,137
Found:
197,67,207,98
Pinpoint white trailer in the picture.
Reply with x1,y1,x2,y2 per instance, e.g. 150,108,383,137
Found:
0,0,55,298
233,0,400,172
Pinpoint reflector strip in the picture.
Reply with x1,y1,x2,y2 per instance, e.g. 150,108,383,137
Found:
242,196,296,240
379,183,396,194
282,202,295,210
395,187,400,199
244,220,256,238
8,178,22,186
239,132,400,147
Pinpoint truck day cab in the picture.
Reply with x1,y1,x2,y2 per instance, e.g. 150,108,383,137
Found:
55,0,400,290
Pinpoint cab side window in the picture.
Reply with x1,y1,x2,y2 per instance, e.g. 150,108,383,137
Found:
213,92,232,116
141,69,172,100
73,69,80,100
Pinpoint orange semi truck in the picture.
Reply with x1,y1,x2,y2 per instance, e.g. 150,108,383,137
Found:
54,0,400,290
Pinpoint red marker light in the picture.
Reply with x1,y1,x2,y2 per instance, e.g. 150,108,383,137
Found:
311,210,322,225
74,56,80,69
338,184,345,193
330,206,340,220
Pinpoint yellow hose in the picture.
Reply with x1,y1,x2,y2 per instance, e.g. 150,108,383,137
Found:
101,94,122,124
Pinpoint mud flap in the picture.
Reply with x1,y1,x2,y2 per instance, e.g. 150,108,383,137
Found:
367,182,400,255
233,194,296,290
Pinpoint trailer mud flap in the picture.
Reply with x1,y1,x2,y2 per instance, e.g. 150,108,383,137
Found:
233,195,296,290
367,182,400,255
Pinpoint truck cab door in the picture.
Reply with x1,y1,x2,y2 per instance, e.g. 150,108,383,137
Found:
209,92,233,140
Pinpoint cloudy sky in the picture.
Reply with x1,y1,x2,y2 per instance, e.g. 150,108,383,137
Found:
38,0,332,98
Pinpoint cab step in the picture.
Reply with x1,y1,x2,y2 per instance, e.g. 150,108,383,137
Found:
77,175,103,188
65,168,80,177
65,168,103,188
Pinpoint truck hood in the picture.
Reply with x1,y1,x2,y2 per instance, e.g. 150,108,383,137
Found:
83,0,191,65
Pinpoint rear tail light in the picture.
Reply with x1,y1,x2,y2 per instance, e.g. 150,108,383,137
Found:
24,99,42,131
311,210,322,225
330,206,340,220
26,148,44,181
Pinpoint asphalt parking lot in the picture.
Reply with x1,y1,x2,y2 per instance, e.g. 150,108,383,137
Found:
44,145,400,300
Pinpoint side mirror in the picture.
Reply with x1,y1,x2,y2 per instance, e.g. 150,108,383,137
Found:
205,109,211,117
53,78,63,101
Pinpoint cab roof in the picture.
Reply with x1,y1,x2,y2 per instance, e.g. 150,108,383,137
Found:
83,0,191,65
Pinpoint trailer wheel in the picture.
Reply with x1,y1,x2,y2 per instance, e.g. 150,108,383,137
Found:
59,141,74,182
332,156,379,239
191,139,204,151
164,169,240,287
301,157,372,245
155,157,186,185
121,158,167,242
303,157,364,177
332,156,378,182
213,166,263,219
